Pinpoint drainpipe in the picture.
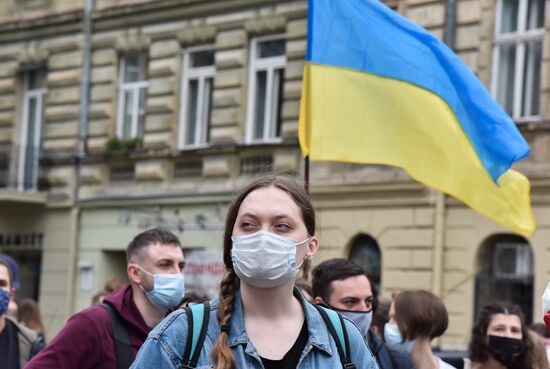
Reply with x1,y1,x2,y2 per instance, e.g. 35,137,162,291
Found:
67,0,93,317
444,0,457,49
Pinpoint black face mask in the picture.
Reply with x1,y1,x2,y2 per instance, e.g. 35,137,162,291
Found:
488,335,525,367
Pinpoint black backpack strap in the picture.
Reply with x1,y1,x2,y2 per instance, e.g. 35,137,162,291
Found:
314,305,356,369
181,302,210,369
101,303,133,369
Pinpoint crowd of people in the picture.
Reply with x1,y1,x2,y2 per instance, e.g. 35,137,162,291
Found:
1,173,550,369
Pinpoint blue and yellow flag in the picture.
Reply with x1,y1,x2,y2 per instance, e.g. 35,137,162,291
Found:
299,0,535,236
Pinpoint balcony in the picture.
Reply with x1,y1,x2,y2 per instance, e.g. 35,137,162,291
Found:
0,144,50,205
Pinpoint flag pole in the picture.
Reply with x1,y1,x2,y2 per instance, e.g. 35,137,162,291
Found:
304,156,310,194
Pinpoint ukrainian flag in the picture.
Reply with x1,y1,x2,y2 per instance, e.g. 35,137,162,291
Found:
299,0,535,236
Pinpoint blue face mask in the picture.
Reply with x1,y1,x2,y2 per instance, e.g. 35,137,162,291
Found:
0,289,10,316
138,266,185,311
384,323,414,353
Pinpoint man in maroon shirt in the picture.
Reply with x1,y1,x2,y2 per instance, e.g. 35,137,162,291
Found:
26,228,186,369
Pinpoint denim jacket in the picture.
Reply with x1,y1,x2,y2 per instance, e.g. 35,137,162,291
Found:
130,289,379,369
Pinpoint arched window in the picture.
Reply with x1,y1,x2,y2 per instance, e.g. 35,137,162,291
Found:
475,234,534,323
348,234,382,292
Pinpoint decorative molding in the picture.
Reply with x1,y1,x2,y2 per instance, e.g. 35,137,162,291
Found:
17,41,49,67
177,26,217,46
115,29,151,54
244,16,286,36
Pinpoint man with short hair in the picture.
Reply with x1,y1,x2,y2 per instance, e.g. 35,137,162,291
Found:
0,258,44,369
312,258,415,369
26,228,186,369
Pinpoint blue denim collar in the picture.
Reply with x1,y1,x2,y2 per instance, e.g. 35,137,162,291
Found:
223,287,333,357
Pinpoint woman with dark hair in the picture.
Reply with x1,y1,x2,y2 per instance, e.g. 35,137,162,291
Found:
131,173,377,369
385,290,454,369
467,302,546,369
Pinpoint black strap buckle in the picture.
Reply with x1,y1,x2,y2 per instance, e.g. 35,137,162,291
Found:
343,363,357,369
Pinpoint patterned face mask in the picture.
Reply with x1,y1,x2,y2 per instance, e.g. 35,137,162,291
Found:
0,289,10,316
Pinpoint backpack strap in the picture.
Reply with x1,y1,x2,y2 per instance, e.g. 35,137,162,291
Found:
314,305,357,369
29,334,45,359
181,302,210,369
101,303,133,369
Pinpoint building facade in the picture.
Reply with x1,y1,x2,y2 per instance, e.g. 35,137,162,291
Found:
0,0,548,348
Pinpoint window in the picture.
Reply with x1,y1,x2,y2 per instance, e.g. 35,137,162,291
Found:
474,235,534,323
246,36,286,143
492,0,545,121
18,69,47,191
178,47,215,149
117,54,148,139
348,234,382,293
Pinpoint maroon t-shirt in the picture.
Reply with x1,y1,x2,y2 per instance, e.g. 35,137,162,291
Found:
25,286,150,369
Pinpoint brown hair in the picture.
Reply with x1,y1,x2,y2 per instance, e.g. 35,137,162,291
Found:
18,298,45,334
126,228,182,263
394,290,448,340
211,173,315,369
469,303,534,367
104,276,125,293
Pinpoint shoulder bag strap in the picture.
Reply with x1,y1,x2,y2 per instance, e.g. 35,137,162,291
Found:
101,303,133,369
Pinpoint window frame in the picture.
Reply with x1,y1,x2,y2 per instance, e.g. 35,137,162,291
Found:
116,54,149,139
178,45,215,150
18,70,47,192
245,35,286,144
491,0,545,122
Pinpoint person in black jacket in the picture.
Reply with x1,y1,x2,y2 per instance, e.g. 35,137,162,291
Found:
0,258,44,369
312,258,415,369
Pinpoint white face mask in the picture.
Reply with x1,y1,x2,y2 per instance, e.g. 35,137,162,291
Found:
384,323,414,353
231,230,310,288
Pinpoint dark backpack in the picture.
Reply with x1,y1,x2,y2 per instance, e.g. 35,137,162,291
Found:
179,302,356,369
101,303,133,369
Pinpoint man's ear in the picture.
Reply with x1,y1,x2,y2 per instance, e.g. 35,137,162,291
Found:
313,296,325,305
127,264,141,285
9,287,15,301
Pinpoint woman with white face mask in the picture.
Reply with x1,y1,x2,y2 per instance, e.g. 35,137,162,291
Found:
131,173,378,369
385,290,456,369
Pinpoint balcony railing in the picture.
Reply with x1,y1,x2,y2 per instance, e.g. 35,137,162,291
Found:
0,144,51,192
